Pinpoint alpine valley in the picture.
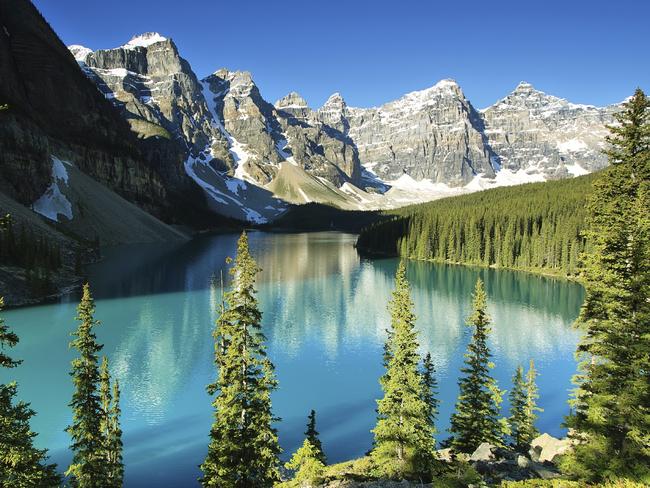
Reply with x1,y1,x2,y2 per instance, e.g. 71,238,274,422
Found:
0,0,619,304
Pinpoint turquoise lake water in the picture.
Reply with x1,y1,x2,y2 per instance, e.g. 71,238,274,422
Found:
1,231,584,486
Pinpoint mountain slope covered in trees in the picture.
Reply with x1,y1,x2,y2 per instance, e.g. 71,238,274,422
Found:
356,173,597,276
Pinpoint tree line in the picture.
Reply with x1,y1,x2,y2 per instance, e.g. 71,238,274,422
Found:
0,215,63,296
356,173,596,276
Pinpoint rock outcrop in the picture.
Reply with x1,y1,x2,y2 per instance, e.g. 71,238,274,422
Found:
529,433,574,464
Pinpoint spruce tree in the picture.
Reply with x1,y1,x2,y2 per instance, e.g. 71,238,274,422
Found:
449,279,505,453
200,232,281,488
284,439,325,487
371,262,437,479
421,353,439,435
563,89,650,481
305,409,326,465
508,360,541,451
0,297,60,487
66,284,109,487
99,357,123,488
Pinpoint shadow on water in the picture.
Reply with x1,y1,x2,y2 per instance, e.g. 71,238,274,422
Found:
3,231,584,487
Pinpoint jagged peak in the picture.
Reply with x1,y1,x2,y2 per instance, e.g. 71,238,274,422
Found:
209,68,254,83
433,78,460,90
67,44,92,63
403,78,463,101
482,81,601,112
275,91,309,110
122,32,168,49
515,80,535,91
322,92,346,108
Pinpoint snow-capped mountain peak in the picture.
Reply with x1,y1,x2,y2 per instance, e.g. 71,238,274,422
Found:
275,92,309,110
122,32,168,49
68,44,92,63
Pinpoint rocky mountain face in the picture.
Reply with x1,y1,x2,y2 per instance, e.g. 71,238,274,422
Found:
481,81,615,178
0,1,169,214
317,80,616,187
320,80,498,186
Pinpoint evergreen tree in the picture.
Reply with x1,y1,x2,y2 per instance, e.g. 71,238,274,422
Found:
0,297,60,487
108,380,123,487
356,173,595,276
0,297,19,369
371,262,437,479
99,357,123,488
508,360,541,451
66,284,109,487
304,409,326,465
284,439,325,488
563,89,650,482
200,232,281,488
449,279,505,453
421,352,439,434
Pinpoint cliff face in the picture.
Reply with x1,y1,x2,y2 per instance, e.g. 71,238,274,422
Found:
481,82,615,178
0,0,171,216
320,80,497,186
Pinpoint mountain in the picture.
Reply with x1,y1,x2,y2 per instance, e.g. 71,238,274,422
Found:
70,33,619,222
1,0,620,231
481,81,615,178
320,80,497,186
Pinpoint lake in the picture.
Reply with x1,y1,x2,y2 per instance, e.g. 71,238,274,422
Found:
2,231,584,486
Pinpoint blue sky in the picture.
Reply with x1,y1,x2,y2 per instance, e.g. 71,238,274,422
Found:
35,0,648,109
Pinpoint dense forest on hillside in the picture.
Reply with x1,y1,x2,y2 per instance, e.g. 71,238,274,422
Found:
356,173,597,276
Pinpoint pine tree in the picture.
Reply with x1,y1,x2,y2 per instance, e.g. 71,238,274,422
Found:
66,284,109,487
563,89,650,482
449,279,505,453
305,409,326,465
0,297,60,487
508,360,541,451
371,262,437,479
200,232,281,488
99,357,123,488
0,297,19,369
421,353,439,435
284,439,325,488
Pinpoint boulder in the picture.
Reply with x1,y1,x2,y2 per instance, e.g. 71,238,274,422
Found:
435,448,454,463
517,455,531,469
529,433,573,464
470,442,497,462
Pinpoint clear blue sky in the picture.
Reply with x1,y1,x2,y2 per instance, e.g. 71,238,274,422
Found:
34,0,648,109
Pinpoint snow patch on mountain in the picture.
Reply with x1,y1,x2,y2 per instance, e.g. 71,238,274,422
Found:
565,163,589,176
557,138,588,153
122,32,168,49
68,44,92,63
33,156,73,222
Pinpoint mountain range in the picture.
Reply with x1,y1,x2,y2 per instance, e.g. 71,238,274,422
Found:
1,0,619,236
67,32,618,223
